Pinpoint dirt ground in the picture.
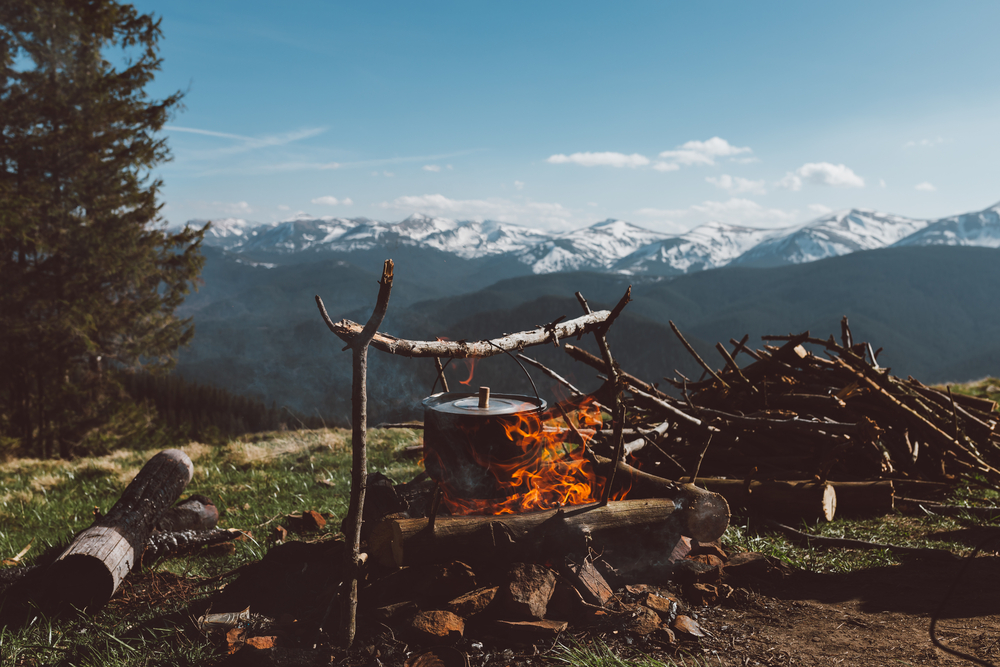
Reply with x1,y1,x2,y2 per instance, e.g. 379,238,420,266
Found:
690,555,1000,667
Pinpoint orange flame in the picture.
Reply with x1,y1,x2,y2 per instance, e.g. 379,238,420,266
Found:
456,358,477,386
438,397,617,515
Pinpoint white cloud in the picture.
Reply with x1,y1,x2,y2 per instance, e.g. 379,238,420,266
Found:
775,173,802,191
777,162,864,189
222,201,252,215
546,151,650,168
379,193,575,228
880,179,887,188
422,165,441,172
311,196,352,206
915,182,937,192
706,174,767,195
808,204,833,215
514,181,525,190
278,204,290,211
651,161,680,172
658,137,752,168
635,197,798,229
904,137,943,148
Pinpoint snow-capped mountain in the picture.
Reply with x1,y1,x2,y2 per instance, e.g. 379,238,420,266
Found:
728,209,929,269
193,217,275,250
186,201,1000,278
516,219,668,273
893,202,1000,249
402,215,552,259
613,222,791,276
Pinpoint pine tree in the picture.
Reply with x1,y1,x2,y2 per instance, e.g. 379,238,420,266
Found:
0,1,205,457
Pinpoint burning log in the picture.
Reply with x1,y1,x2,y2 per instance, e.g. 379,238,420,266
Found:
369,497,724,569
590,456,730,539
48,449,194,611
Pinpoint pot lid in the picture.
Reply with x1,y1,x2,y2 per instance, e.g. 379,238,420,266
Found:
423,391,545,416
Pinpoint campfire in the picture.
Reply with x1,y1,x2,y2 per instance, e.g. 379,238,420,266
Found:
422,388,605,515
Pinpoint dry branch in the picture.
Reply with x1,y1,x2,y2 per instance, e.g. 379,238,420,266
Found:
319,310,614,358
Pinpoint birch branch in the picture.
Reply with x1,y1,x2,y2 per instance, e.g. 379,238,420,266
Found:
318,310,613,358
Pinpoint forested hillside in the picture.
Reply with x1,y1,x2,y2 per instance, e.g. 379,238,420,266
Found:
174,245,1000,424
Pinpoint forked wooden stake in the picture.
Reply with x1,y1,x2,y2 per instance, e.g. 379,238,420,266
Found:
316,259,394,648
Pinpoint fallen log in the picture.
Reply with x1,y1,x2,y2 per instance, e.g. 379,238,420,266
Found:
680,478,835,522
48,449,194,610
370,498,715,569
689,478,895,517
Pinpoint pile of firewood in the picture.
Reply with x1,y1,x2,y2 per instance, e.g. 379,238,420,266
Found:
563,317,999,498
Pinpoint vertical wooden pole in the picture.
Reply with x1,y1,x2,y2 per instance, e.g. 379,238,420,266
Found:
318,260,393,648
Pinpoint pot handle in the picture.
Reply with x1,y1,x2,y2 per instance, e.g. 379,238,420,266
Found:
430,343,542,405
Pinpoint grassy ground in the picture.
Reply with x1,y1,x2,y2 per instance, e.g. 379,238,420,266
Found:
2,394,1000,665
0,427,422,667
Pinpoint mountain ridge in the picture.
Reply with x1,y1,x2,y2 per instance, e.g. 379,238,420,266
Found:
184,201,998,278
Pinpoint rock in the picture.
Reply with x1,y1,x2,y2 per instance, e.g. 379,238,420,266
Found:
498,563,556,620
689,539,728,561
404,647,468,667
654,626,677,644
672,557,721,585
446,586,498,618
684,583,718,606
156,495,219,532
672,614,705,638
642,592,679,622
364,561,478,609
564,558,614,607
623,604,661,635
688,553,725,571
408,610,465,643
245,636,277,650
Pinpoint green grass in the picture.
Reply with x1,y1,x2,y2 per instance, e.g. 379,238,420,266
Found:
722,509,999,574
0,427,422,666
2,420,1000,665
553,638,724,667
941,376,1000,404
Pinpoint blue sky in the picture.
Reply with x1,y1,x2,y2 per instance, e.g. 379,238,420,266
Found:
134,1,1000,233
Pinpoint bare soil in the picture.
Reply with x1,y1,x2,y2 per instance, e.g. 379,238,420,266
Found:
691,555,1000,667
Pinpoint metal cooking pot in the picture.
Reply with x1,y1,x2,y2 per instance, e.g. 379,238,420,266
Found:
422,389,547,500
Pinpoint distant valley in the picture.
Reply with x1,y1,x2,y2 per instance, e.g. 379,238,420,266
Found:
173,198,1000,425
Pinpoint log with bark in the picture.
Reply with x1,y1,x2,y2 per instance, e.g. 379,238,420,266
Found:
369,496,726,569
47,449,194,611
